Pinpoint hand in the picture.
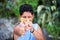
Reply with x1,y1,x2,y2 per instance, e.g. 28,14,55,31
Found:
28,22,35,33
25,21,34,32
19,22,26,36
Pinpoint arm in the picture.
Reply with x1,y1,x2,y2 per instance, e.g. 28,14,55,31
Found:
14,26,19,40
14,33,18,40
14,25,21,40
14,25,25,40
31,25,44,40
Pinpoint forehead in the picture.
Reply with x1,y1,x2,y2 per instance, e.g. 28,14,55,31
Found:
21,12,33,16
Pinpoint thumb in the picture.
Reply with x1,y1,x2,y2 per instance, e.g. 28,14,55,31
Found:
28,22,33,27
19,22,25,27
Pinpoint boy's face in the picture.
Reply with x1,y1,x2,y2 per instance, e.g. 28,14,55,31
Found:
20,11,34,23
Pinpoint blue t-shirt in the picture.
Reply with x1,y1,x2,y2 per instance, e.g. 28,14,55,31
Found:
17,24,38,40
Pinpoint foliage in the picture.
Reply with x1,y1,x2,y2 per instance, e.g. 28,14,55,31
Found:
0,0,60,40
46,22,60,39
0,0,39,19
37,0,60,40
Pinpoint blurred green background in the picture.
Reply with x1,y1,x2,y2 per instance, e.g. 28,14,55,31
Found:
0,0,60,40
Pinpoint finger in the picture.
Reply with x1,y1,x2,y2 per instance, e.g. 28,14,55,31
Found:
24,21,29,27
28,22,33,27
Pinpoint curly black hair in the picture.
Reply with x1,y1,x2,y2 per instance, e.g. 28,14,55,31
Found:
19,4,34,15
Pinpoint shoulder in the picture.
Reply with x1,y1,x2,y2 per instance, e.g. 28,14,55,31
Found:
33,23,38,26
33,23,42,31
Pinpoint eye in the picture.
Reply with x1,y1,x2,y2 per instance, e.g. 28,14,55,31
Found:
28,16,31,18
23,16,26,18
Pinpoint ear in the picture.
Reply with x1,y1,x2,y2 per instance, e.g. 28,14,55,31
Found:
32,14,34,18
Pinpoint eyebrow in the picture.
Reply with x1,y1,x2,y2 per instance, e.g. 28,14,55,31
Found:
23,16,32,18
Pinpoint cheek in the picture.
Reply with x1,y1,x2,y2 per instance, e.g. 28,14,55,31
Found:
29,18,33,22
24,18,33,23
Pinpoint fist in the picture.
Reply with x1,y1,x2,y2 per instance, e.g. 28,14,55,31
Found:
19,22,26,36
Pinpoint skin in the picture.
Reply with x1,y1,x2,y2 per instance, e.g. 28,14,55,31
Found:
14,12,44,40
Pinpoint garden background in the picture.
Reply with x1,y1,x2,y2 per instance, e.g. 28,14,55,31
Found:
0,0,60,40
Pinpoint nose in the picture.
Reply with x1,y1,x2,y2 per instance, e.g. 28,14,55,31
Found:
25,18,28,22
